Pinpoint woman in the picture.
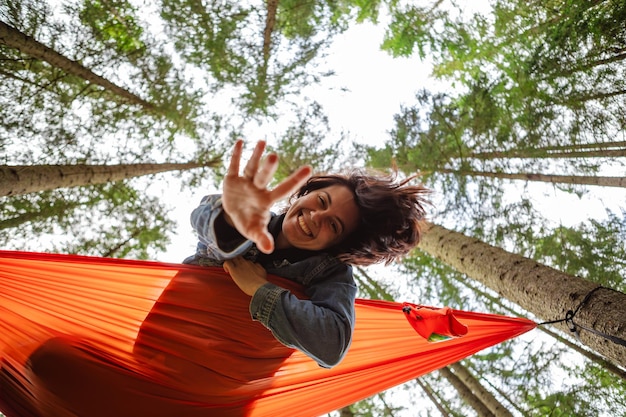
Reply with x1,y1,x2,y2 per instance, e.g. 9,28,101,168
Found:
17,139,430,417
184,139,431,368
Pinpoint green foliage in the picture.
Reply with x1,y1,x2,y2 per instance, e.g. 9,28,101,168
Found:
0,181,174,259
382,3,447,58
157,0,388,117
527,211,626,292
362,90,471,173
267,101,344,182
79,0,146,56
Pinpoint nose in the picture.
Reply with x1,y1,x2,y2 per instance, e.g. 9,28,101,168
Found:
310,210,327,227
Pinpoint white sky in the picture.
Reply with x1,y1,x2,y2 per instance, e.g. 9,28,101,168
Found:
156,20,436,263
155,16,626,265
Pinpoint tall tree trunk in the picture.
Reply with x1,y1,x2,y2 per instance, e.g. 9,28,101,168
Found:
466,148,626,160
418,223,626,368
438,367,495,417
0,21,155,110
463,278,626,381
416,378,453,417
439,168,626,188
449,362,515,417
528,141,626,152
0,161,218,197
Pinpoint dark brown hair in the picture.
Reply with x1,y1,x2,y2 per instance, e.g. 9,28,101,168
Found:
292,170,431,266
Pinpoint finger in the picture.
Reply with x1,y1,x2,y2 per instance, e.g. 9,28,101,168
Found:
243,141,266,178
270,165,312,201
227,140,244,177
256,231,275,254
253,153,279,189
223,259,232,274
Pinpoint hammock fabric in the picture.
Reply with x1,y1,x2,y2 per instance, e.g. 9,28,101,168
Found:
0,250,536,417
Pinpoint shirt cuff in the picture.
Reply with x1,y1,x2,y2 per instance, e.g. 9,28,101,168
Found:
249,283,287,325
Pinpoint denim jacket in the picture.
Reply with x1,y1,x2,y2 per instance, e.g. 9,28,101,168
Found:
183,195,357,368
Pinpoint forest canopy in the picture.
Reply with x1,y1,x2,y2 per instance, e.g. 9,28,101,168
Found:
1,0,625,415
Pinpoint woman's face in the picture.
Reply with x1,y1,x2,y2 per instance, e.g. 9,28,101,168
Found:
280,184,360,251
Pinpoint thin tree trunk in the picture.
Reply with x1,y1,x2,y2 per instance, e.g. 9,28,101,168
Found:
438,367,495,417
467,148,626,159
418,223,626,368
0,21,154,110
0,161,218,197
439,168,626,188
416,378,453,417
251,0,279,110
449,362,515,417
263,0,278,63
520,141,626,152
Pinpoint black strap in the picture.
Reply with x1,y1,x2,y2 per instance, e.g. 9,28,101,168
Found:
538,286,626,348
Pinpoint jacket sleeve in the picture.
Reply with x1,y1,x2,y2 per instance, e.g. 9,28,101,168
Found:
189,195,253,260
249,262,356,368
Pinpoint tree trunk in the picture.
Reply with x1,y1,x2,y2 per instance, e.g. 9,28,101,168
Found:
263,0,278,62
338,405,354,417
462,278,626,381
0,21,154,110
418,223,626,368
0,161,218,197
439,168,626,188
528,141,626,152
438,367,495,417
416,378,453,417
0,200,83,229
467,148,626,160
449,362,515,417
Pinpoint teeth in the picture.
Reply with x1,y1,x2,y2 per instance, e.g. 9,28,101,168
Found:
298,214,312,236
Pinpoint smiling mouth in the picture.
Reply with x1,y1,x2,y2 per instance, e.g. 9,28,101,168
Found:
298,214,313,237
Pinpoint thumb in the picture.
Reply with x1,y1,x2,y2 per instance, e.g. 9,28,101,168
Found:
223,260,232,274
256,232,275,254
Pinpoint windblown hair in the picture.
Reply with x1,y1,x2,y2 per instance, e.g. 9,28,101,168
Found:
292,170,431,266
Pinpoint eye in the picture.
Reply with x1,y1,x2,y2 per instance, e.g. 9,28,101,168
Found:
318,195,326,208
330,221,338,234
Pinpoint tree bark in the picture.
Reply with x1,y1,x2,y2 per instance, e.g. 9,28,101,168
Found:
416,378,453,417
418,223,626,368
449,362,515,417
439,169,626,188
0,161,218,197
462,278,626,381
0,21,155,110
467,148,626,159
338,405,354,417
438,367,495,417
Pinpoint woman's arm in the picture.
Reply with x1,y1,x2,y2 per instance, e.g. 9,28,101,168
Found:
223,256,356,368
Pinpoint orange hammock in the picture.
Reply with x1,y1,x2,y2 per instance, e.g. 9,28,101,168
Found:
0,250,535,417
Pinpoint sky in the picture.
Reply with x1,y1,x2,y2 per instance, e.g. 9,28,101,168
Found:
154,12,626,266
155,19,435,263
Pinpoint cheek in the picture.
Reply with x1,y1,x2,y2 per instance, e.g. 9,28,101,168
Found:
317,230,340,248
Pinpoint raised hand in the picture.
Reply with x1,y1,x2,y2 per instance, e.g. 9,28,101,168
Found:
221,140,312,254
